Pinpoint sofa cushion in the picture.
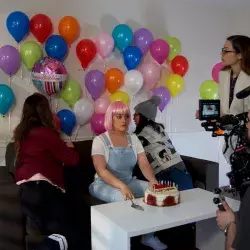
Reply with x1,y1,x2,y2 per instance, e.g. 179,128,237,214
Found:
0,167,25,250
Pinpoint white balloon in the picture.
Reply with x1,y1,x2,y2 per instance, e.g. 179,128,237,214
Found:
73,99,94,126
124,70,143,96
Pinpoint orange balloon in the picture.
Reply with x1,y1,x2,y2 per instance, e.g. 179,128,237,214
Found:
58,16,80,45
105,68,124,93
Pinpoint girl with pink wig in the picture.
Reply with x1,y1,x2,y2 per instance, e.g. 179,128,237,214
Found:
89,101,167,250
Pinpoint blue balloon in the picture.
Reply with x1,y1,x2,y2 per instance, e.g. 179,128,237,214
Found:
123,46,142,70
112,24,133,53
45,35,68,61
6,11,30,43
57,109,76,136
0,84,15,116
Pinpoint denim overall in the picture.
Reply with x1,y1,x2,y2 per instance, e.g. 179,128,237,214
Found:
89,133,148,203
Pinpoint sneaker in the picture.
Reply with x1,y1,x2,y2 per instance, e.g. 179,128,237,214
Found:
141,235,167,250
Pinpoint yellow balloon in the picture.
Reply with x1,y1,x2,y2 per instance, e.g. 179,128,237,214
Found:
199,80,219,100
165,74,184,97
109,91,130,105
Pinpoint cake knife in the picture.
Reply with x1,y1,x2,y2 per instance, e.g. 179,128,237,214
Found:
129,198,144,211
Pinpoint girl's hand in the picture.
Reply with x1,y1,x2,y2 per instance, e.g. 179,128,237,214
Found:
195,110,199,119
120,184,135,200
66,141,74,148
149,179,159,189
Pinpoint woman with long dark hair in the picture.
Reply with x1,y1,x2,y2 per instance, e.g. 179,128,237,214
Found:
14,93,89,250
219,35,250,116
133,96,193,191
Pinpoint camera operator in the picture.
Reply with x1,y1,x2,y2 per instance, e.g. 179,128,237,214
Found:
216,112,250,250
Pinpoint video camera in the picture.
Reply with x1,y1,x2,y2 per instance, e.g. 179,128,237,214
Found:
199,86,250,194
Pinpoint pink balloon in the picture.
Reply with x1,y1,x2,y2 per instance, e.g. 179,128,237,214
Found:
95,33,114,59
91,113,106,135
150,39,170,65
94,97,110,114
139,62,161,90
212,62,223,83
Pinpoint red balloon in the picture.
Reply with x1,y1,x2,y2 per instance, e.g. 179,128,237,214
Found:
171,55,189,77
30,14,53,43
53,114,61,131
76,39,97,70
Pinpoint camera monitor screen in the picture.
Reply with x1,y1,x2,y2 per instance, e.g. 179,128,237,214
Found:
199,100,220,121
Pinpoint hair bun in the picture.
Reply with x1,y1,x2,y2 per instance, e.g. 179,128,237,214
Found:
150,96,161,106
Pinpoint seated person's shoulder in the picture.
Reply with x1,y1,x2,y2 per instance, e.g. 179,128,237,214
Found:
127,132,139,141
92,133,107,146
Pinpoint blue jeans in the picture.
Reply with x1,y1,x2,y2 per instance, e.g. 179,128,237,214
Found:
89,177,148,203
156,167,193,191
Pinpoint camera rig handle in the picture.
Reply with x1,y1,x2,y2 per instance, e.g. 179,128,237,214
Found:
213,188,226,211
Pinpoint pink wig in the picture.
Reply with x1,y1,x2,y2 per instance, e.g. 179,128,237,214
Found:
104,101,131,131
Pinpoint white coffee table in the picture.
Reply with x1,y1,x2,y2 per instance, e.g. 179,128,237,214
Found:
91,188,240,250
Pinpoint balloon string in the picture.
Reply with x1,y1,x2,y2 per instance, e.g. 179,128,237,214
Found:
20,64,23,80
74,126,81,141
55,99,60,113
17,44,23,80
103,59,107,72
8,75,12,133
49,96,53,110
28,72,31,87
8,76,12,87
8,111,11,133
0,115,2,129
83,69,87,98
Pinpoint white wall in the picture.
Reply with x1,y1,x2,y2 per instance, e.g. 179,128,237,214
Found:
0,0,249,186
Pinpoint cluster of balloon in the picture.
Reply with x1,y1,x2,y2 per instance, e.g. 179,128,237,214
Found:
76,39,97,70
109,23,189,113
60,79,82,107
85,70,105,101
200,80,219,100
0,45,21,76
3,11,192,137
6,11,30,43
105,68,124,93
53,114,61,131
212,62,223,83
95,33,114,60
2,11,82,137
20,41,43,70
45,35,68,61
199,62,223,100
0,84,15,116
58,16,80,45
91,113,106,135
30,14,52,43
31,57,68,96
57,109,76,136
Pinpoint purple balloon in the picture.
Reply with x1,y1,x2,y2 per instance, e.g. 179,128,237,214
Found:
133,28,153,54
153,86,171,112
0,45,21,76
85,70,105,100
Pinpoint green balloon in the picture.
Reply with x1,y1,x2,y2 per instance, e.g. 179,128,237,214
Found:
200,80,219,100
20,41,43,70
165,37,181,61
60,79,82,107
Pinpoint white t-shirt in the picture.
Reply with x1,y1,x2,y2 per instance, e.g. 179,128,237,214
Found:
91,131,144,162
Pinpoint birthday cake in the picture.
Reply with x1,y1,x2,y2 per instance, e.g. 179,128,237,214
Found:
144,182,180,207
